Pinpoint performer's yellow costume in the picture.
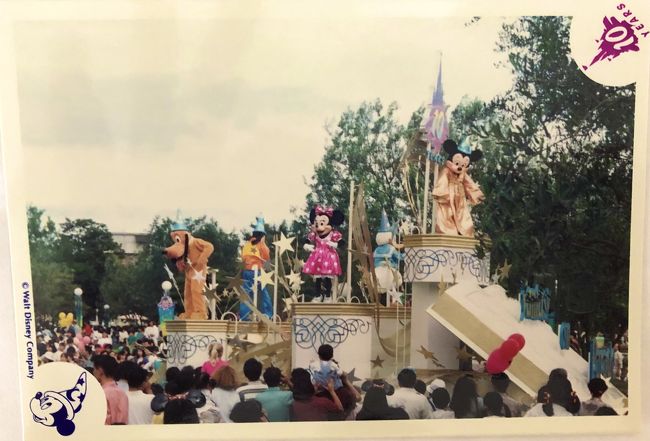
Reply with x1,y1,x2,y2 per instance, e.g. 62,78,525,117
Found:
163,223,214,320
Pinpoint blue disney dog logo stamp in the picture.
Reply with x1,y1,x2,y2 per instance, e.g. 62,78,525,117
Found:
29,371,87,436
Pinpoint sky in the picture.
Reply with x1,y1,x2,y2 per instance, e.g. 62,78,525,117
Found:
15,15,514,234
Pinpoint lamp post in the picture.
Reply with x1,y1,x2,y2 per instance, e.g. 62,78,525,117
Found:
73,288,83,326
103,304,110,327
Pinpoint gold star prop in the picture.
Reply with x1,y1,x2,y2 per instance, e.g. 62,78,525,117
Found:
293,258,305,271
345,368,361,384
273,233,295,255
498,259,512,281
416,346,445,368
282,296,295,314
228,334,254,352
417,345,435,360
226,271,243,290
285,270,303,288
371,355,385,368
257,268,275,288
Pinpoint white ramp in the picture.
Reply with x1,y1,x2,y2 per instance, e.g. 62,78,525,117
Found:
426,282,627,412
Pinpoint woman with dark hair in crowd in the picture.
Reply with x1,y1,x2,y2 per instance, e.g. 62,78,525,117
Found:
450,375,484,418
289,368,343,421
525,375,577,417
355,386,409,421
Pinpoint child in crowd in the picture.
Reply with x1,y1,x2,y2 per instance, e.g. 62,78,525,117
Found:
309,344,343,391
429,387,454,419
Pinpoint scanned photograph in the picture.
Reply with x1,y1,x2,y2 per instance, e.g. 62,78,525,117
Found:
1,2,647,440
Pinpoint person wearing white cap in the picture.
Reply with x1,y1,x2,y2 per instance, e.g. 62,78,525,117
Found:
426,378,446,395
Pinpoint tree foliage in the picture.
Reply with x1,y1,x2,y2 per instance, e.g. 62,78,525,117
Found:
306,100,423,230
451,16,633,332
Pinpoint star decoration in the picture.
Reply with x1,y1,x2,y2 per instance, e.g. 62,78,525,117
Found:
285,270,303,288
283,295,297,314
293,258,305,271
498,259,512,281
398,219,413,237
228,334,254,352
345,368,361,384
456,346,474,362
191,268,207,282
417,345,435,360
257,268,275,288
273,233,295,255
370,355,385,368
226,271,243,290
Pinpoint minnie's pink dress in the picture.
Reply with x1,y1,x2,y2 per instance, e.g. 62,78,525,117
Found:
302,230,342,277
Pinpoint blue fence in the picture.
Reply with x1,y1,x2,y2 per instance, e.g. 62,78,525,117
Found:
588,339,614,380
558,322,570,350
519,284,553,323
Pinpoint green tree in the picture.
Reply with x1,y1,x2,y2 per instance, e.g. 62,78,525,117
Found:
58,218,124,315
26,206,78,319
307,100,423,230
451,16,633,334
114,216,241,319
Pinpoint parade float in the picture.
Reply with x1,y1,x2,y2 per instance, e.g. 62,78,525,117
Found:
160,62,625,412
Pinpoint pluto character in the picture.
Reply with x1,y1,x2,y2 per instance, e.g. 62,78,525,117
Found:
163,222,214,320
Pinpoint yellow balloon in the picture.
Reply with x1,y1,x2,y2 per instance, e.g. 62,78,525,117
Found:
58,312,65,319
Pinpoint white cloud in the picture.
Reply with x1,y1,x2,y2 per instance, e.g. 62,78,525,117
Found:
16,16,514,233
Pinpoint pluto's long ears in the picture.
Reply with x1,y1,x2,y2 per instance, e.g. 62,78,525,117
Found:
64,372,87,412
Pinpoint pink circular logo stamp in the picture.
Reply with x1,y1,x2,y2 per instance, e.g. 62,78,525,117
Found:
571,2,649,86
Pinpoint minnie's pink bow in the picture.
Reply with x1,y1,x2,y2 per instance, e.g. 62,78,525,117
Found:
315,205,334,217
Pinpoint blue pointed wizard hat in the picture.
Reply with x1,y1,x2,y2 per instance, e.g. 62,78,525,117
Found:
378,210,393,233
458,138,472,155
252,215,266,234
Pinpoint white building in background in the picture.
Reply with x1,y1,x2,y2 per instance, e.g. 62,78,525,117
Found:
111,232,149,260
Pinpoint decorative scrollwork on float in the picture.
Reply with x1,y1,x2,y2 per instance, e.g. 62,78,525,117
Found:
293,315,371,350
404,248,488,283
167,334,220,365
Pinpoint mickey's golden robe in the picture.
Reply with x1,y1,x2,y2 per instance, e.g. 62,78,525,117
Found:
432,162,484,236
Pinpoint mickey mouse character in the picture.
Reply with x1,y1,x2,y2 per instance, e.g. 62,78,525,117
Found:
432,138,485,236
302,205,345,302
30,372,87,436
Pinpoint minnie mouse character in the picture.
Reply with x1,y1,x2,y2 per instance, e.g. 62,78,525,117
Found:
432,138,485,236
302,205,345,302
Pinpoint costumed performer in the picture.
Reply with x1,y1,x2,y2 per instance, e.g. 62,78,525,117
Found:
163,222,214,320
432,138,485,236
373,210,405,305
240,216,273,320
302,205,345,302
